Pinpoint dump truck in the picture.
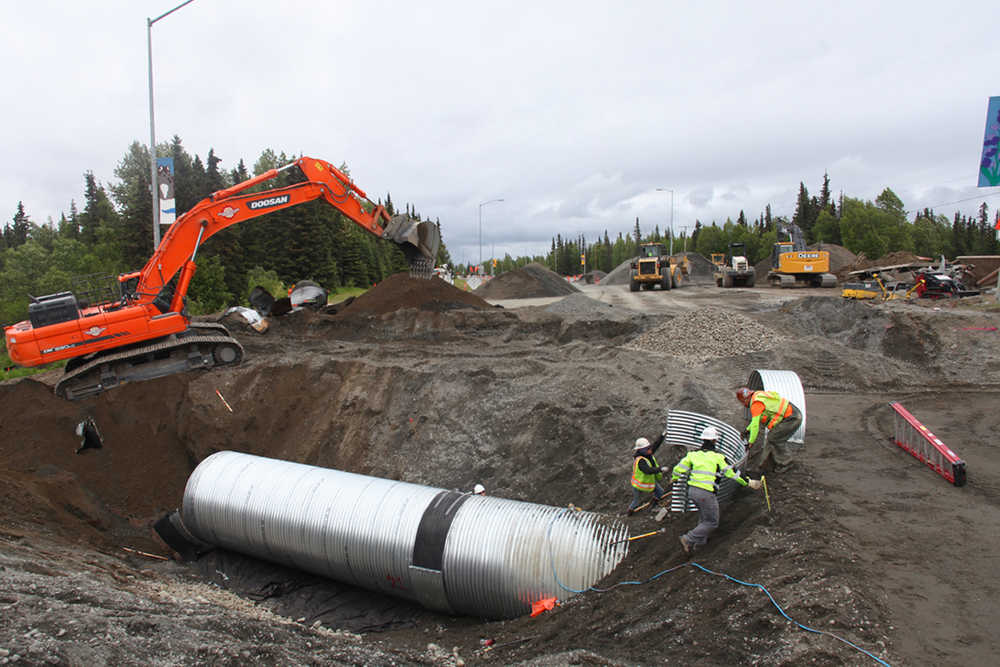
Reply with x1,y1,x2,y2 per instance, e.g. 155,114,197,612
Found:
629,243,686,291
714,242,756,287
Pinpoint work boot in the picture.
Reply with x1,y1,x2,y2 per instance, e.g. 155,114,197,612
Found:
679,535,692,554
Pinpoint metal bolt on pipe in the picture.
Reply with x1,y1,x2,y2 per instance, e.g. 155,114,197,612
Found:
179,451,628,619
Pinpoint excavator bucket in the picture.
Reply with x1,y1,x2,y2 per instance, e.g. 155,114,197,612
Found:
382,215,440,278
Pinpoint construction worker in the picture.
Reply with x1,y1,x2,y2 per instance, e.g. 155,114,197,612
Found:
472,484,486,495
627,432,668,515
736,386,803,473
673,426,761,554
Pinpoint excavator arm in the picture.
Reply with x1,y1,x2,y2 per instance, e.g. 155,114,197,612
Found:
136,156,439,309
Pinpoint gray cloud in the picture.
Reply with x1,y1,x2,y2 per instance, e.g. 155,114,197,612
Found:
2,1,998,267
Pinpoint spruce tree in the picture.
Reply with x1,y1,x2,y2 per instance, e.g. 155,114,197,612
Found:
8,201,31,248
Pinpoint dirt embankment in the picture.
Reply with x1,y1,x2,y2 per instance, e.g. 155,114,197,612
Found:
1,274,999,665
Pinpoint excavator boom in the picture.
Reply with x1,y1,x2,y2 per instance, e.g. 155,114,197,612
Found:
3,155,441,399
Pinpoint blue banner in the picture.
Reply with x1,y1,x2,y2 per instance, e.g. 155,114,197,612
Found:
979,96,1000,187
156,157,176,225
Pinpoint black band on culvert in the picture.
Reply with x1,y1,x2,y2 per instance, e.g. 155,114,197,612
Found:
412,491,468,571
180,451,629,619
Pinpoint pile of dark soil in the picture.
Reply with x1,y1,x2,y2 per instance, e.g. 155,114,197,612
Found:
473,262,580,299
334,273,493,316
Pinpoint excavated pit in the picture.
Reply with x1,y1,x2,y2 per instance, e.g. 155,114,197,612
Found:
2,275,1000,665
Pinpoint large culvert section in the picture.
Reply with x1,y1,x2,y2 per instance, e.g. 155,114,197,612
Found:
746,369,806,444
179,451,628,619
665,410,748,512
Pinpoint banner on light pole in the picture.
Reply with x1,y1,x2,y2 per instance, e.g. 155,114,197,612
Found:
979,96,1000,187
156,157,176,225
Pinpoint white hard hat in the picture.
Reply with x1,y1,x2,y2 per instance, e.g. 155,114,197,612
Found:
633,437,651,451
700,426,719,441
473,484,485,495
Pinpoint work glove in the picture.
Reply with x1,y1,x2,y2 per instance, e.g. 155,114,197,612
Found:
660,466,670,473
741,429,751,442
748,479,762,490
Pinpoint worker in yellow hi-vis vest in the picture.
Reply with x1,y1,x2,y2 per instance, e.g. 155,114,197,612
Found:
736,386,803,474
672,426,761,554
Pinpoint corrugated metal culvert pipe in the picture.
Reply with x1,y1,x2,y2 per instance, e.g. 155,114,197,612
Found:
180,451,628,619
664,410,748,512
746,369,807,444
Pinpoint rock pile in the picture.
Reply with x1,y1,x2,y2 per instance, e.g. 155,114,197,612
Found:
624,307,784,359
544,293,636,321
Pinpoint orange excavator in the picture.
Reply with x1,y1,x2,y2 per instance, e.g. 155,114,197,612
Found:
3,156,440,399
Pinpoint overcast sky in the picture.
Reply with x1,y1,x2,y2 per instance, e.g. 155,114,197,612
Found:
3,1,998,266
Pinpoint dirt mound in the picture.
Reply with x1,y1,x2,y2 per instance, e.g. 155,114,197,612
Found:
602,259,633,285
812,243,857,273
472,262,580,299
333,272,492,316
679,251,716,284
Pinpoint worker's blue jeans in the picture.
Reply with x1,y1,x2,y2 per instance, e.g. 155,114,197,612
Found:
682,486,719,546
629,484,665,511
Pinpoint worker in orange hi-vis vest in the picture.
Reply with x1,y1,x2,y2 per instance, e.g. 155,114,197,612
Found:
736,386,803,474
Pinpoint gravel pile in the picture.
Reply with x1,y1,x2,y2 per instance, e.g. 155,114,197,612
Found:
624,307,785,359
544,293,637,321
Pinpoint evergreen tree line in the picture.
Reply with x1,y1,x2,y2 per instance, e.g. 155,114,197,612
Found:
541,173,999,275
0,137,454,325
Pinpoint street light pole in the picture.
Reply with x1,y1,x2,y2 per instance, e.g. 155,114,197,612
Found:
148,0,196,251
656,188,674,255
678,225,691,252
478,198,503,271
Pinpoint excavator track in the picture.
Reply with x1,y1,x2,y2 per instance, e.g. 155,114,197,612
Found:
55,323,244,400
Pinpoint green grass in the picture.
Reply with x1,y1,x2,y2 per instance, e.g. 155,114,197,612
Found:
1,344,64,382
328,286,368,304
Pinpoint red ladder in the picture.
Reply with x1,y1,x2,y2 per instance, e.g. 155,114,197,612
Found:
889,402,966,486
